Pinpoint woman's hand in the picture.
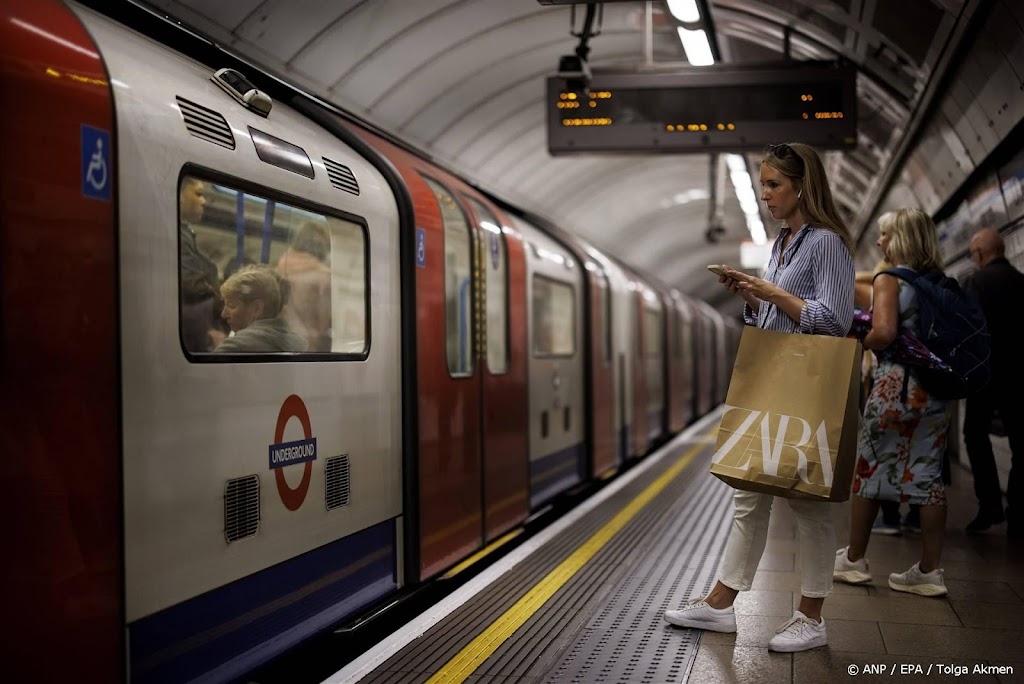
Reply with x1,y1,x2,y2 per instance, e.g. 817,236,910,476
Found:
716,269,744,295
722,266,784,303
717,266,761,312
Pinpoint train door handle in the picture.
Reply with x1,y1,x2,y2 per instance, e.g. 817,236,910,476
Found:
541,410,549,439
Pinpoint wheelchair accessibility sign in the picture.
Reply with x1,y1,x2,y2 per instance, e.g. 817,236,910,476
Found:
81,125,111,201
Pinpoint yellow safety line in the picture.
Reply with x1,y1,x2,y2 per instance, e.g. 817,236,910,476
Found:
426,433,713,684
441,530,523,580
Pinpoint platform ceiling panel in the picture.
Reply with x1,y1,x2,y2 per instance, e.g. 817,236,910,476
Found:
144,0,972,312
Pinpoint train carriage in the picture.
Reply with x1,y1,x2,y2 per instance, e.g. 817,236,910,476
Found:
696,301,731,406
691,301,718,418
510,215,587,507
584,248,636,467
667,290,698,432
637,278,669,449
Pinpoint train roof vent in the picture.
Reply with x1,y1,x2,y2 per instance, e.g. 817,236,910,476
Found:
224,475,260,542
176,96,235,150
323,157,360,195
325,454,351,511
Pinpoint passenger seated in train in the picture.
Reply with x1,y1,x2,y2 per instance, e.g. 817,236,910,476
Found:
179,176,228,351
276,221,332,352
215,265,308,353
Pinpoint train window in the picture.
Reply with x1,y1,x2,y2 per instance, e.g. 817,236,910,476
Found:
597,271,611,366
532,275,576,356
421,176,474,377
464,197,508,375
644,307,662,358
178,174,367,357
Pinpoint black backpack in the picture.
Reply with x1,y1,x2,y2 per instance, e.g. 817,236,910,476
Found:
881,267,991,399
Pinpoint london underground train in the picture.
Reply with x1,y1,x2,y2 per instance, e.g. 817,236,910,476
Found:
0,2,738,682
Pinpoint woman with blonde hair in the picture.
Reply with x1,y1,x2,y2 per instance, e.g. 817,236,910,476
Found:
834,208,952,597
664,142,855,652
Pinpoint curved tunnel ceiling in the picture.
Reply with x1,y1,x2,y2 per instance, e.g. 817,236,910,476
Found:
144,0,974,314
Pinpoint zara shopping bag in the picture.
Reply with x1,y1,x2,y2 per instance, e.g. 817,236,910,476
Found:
710,326,861,502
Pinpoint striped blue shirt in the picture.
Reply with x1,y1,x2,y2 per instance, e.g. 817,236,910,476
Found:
743,224,855,336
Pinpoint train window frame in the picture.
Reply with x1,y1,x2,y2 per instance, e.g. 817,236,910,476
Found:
176,165,371,363
462,195,510,376
419,174,476,379
531,273,577,358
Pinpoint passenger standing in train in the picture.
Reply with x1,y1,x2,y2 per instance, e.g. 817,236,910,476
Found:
834,208,952,597
215,265,308,353
962,227,1024,538
276,221,332,352
664,142,855,652
179,177,227,351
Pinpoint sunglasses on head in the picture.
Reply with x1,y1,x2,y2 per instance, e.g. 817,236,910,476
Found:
764,142,796,158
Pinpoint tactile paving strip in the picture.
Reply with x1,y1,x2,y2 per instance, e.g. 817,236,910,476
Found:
361,437,732,684
543,456,733,684
360,453,656,684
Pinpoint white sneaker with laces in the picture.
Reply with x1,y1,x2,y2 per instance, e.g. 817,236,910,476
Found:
664,597,737,633
767,610,828,652
888,562,948,597
833,546,872,584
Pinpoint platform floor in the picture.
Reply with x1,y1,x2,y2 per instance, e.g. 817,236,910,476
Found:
327,411,1024,684
692,459,1024,684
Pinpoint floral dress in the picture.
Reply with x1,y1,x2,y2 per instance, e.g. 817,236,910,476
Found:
853,275,953,505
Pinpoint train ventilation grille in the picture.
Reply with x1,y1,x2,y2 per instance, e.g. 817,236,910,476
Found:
176,96,235,150
325,454,351,510
224,475,260,542
323,157,360,195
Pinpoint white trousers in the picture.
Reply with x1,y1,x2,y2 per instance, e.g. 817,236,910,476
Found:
718,490,835,598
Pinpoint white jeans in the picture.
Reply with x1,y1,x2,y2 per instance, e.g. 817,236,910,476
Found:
718,490,835,598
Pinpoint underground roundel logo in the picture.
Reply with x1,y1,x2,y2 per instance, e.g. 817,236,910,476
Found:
269,394,317,511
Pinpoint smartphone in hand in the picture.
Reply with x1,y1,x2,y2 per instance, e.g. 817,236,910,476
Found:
707,264,727,277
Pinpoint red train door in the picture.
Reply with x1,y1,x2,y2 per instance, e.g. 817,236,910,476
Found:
667,298,688,432
2,1,122,680
350,130,531,580
589,265,616,475
631,288,648,457
461,196,529,543
414,175,484,578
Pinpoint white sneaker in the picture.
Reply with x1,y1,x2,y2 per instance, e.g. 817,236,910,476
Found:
888,562,948,597
833,546,872,584
664,597,737,633
767,610,828,652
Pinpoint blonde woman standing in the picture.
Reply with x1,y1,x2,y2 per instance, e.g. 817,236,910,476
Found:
834,208,952,596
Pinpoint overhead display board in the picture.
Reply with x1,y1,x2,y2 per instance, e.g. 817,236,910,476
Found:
547,61,857,154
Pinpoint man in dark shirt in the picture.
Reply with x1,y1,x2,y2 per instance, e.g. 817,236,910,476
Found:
179,177,225,351
963,228,1024,538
